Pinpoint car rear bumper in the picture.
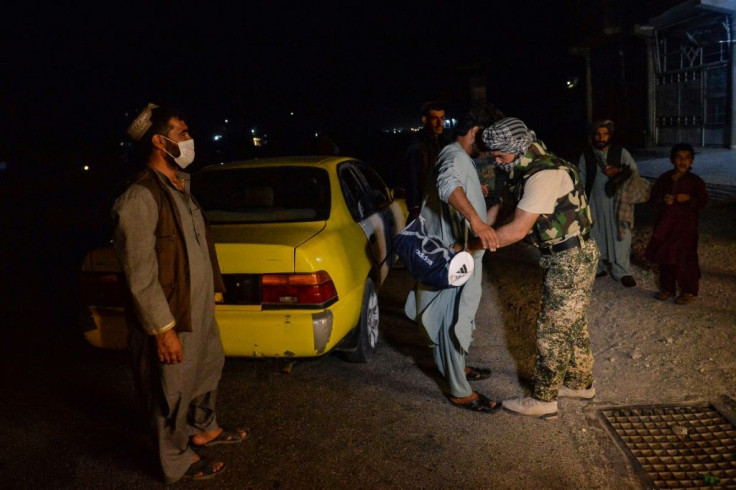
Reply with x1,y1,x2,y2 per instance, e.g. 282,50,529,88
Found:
216,285,361,357
81,284,363,358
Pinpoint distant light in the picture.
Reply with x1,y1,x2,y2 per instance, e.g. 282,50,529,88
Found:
83,165,90,171
315,132,319,138
224,119,229,124
213,134,223,141
120,142,125,146
566,77,579,89
253,136,264,147
290,112,295,116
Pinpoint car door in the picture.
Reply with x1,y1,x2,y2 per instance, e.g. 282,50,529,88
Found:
338,161,403,286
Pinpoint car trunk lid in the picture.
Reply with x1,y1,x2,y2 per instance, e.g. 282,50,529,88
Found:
212,221,326,273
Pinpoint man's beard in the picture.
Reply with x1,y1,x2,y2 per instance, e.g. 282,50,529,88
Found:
593,140,609,150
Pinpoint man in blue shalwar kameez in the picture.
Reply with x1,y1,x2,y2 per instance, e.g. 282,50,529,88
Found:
404,110,502,413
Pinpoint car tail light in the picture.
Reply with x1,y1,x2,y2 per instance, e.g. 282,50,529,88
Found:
222,274,261,305
80,272,125,307
261,271,338,309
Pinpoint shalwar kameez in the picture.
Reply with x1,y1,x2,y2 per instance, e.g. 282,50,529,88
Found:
113,170,225,483
578,148,638,279
404,142,486,399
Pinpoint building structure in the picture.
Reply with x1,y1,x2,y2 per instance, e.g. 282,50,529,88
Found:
646,0,736,148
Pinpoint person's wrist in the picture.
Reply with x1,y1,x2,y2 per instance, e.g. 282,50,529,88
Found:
470,215,485,230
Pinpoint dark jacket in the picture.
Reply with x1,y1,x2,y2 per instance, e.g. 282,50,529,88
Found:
404,129,446,213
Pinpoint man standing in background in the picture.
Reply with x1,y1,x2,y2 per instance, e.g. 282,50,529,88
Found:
578,119,640,287
404,101,447,222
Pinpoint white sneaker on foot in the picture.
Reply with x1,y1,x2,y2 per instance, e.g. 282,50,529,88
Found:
558,384,596,400
503,396,558,420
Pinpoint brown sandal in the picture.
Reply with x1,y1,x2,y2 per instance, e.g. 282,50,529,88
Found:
193,428,248,447
449,392,501,414
182,456,226,481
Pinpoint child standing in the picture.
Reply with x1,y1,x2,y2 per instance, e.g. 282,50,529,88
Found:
645,143,708,304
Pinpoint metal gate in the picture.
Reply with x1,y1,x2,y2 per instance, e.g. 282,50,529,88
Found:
654,13,730,147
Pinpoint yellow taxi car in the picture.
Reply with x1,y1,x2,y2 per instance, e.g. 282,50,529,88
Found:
80,156,405,363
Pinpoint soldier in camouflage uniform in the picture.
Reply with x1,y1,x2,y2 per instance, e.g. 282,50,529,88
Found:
481,117,600,420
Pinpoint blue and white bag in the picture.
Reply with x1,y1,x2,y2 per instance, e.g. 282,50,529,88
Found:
393,216,474,289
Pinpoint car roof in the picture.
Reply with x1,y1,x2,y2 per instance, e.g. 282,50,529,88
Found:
199,155,357,173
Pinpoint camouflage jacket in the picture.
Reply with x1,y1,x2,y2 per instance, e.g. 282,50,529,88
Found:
508,143,593,247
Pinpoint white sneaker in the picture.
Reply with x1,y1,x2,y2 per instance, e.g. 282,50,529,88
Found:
558,384,596,400
503,396,558,420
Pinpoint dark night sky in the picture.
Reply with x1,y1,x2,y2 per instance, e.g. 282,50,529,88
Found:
1,1,671,174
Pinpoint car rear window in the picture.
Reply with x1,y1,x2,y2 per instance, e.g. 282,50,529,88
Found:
193,166,331,223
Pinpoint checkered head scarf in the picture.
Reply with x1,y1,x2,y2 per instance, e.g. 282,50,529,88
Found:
482,117,536,155
482,117,536,171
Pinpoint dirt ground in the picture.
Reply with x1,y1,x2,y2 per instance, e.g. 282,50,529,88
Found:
455,197,736,488
483,197,736,406
481,196,736,408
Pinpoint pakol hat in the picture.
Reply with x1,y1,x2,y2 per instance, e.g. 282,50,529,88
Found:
126,103,160,141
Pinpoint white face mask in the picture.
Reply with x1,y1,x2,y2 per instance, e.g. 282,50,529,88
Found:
161,135,195,169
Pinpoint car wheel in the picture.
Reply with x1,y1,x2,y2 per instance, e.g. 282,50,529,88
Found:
339,278,379,363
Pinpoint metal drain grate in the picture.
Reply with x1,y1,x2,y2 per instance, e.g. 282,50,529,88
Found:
599,403,736,489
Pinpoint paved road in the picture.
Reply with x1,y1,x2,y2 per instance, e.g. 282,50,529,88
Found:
2,257,639,489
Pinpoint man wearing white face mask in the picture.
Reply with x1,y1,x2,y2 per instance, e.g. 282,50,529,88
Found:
112,104,247,484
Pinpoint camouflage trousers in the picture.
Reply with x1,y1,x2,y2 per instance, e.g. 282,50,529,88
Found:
533,239,600,402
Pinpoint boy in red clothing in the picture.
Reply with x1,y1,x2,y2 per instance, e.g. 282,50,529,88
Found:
645,143,708,304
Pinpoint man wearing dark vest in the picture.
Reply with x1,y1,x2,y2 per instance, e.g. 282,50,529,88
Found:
578,119,639,287
112,104,246,484
481,117,600,420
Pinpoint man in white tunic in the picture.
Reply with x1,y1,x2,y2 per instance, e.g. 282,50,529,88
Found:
578,119,639,287
405,110,502,413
